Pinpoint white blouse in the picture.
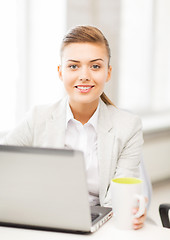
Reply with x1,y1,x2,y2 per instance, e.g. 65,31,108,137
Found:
64,102,100,206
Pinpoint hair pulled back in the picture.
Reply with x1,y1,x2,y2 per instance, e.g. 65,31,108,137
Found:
60,25,115,106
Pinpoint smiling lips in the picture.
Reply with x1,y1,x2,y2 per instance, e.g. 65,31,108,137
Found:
75,85,94,93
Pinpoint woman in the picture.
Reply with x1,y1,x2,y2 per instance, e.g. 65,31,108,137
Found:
1,26,146,229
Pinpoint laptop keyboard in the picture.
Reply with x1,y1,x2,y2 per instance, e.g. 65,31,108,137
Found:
91,213,100,222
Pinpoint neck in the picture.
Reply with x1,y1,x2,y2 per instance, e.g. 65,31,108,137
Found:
69,99,99,125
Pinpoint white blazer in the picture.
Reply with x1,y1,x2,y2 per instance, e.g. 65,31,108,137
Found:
1,97,144,207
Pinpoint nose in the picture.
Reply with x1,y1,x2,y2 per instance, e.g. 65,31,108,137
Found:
79,66,90,81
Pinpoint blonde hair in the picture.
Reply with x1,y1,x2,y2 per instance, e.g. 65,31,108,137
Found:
60,25,115,106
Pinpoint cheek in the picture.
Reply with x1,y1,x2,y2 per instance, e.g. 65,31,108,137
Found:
62,72,76,92
63,70,77,81
62,71,71,83
94,71,108,85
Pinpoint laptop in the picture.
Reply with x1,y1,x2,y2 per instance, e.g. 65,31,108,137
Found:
0,145,112,233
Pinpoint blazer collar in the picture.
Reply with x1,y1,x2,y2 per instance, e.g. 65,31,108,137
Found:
44,97,67,148
97,99,113,133
97,100,116,206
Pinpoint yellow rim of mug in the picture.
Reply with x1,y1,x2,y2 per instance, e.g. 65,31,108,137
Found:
112,177,142,184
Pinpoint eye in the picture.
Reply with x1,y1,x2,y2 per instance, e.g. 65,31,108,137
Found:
91,64,100,69
69,64,78,70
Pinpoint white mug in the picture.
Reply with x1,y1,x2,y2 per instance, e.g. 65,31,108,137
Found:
111,177,145,230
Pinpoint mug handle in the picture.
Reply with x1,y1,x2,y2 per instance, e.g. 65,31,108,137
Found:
133,194,146,218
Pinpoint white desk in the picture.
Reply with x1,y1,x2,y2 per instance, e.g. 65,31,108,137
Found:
0,218,169,240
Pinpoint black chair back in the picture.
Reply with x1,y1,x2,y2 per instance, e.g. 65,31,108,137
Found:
159,204,170,228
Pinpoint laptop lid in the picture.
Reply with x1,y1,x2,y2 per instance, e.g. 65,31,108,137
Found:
0,145,112,233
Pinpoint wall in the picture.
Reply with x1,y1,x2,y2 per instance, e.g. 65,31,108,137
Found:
143,130,170,183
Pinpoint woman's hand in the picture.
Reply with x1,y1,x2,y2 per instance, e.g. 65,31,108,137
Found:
132,197,148,230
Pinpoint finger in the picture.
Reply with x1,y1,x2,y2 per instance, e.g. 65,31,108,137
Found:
132,209,147,231
133,197,148,214
133,223,144,230
132,207,147,219
133,213,146,225
132,207,138,214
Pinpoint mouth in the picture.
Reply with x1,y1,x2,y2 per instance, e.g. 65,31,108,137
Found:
74,85,94,93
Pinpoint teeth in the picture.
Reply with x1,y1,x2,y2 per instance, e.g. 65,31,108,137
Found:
77,86,91,90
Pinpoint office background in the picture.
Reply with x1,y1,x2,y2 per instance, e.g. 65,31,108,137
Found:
0,0,170,223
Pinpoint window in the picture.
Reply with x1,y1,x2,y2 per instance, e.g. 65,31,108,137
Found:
0,0,66,132
118,0,170,116
0,0,18,132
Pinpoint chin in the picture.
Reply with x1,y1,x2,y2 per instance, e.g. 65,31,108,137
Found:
73,96,99,105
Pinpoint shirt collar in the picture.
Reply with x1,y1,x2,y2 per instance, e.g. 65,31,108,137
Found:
66,100,100,132
66,101,74,126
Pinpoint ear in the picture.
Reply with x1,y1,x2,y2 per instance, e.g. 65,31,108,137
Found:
57,65,63,81
106,65,112,83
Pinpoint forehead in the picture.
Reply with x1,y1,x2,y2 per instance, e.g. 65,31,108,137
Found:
61,42,108,61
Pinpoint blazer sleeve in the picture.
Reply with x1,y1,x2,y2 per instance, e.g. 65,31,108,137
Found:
114,117,144,178
103,115,144,207
0,99,66,147
0,109,34,146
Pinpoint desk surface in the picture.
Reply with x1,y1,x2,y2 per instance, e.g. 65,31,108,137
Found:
0,218,169,240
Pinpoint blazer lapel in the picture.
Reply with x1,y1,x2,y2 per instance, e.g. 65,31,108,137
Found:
97,101,115,206
44,98,67,148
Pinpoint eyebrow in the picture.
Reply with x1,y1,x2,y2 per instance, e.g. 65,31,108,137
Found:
90,58,104,62
67,58,104,63
67,60,80,63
